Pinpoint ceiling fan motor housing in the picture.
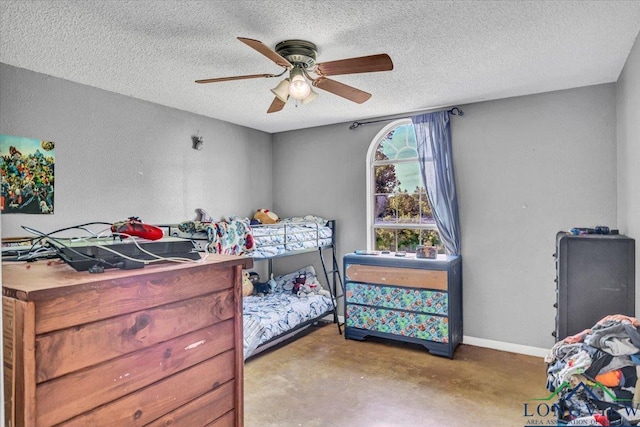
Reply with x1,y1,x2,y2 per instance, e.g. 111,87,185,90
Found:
275,40,317,69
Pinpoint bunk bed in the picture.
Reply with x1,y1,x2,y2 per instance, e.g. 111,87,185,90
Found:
163,215,343,360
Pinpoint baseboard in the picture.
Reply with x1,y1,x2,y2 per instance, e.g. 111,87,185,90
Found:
337,315,549,358
462,335,550,358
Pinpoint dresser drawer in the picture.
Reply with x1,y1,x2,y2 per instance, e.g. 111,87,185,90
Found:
144,381,235,427
345,282,448,315
345,264,447,290
346,305,449,343
36,288,236,382
36,320,235,426
58,351,236,426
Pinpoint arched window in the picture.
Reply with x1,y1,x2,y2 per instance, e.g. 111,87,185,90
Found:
366,119,441,253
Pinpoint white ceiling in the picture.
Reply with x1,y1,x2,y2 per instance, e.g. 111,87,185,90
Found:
1,1,640,134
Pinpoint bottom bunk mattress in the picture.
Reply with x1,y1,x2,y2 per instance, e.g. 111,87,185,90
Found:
242,265,334,360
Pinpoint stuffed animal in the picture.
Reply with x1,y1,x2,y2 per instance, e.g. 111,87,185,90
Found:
242,270,254,297
254,282,272,296
253,209,279,225
196,208,213,223
295,278,331,298
292,273,307,294
267,274,277,292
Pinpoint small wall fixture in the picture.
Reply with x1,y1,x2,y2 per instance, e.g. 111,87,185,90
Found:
192,135,204,150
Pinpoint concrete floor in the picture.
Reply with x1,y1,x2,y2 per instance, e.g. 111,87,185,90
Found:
244,324,553,427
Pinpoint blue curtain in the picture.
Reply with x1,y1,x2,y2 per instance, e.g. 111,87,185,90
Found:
412,111,461,255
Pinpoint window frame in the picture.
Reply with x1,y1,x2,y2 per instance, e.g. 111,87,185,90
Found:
366,118,438,251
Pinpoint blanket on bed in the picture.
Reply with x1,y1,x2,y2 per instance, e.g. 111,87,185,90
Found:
242,265,334,359
177,216,254,255
176,214,331,257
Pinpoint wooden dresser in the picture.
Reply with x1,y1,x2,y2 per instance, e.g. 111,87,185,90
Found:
2,254,251,427
343,253,462,358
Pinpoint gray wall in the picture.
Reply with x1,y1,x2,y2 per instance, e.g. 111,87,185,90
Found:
2,37,639,353
270,123,379,279
272,84,618,350
0,63,273,238
617,32,640,309
455,85,617,348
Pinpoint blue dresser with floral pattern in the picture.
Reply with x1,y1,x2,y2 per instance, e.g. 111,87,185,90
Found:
343,253,462,358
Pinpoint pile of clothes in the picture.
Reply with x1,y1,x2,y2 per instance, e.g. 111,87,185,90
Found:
546,314,640,425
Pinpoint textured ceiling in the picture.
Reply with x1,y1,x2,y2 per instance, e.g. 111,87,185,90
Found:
1,0,640,134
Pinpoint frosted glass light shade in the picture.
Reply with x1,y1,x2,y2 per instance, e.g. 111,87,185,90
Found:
288,69,311,100
270,79,290,103
301,88,318,105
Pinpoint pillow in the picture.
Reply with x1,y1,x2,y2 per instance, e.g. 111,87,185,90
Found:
273,265,320,292
280,215,328,226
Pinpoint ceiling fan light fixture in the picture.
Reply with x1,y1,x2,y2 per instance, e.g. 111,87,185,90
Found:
197,37,394,113
270,78,290,103
288,67,311,100
301,88,318,105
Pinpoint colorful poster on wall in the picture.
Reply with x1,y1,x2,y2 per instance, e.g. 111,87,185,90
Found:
0,134,55,214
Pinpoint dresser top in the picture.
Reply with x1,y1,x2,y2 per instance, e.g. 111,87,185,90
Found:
344,252,460,269
2,253,252,300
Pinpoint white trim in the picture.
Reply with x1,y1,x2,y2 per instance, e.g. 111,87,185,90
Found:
462,335,549,358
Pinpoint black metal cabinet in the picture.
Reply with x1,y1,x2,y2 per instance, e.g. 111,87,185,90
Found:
554,233,635,341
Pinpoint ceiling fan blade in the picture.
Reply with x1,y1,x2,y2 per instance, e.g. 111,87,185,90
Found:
312,77,372,104
267,97,286,113
238,37,293,69
195,73,278,84
315,54,393,77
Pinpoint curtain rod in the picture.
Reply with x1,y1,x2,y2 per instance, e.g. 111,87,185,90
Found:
348,107,464,130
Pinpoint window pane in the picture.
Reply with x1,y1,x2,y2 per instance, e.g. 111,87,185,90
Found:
395,193,420,224
374,165,399,194
374,228,396,251
374,194,396,224
376,125,417,161
374,227,443,254
395,162,422,193
419,191,436,224
397,228,421,252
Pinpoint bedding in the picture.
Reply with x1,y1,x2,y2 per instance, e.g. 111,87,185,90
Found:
168,215,334,258
251,217,333,258
242,265,334,359
164,213,338,359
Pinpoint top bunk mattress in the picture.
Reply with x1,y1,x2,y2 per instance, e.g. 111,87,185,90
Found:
166,215,334,258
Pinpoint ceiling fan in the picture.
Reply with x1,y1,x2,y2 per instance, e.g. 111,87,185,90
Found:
195,37,394,113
